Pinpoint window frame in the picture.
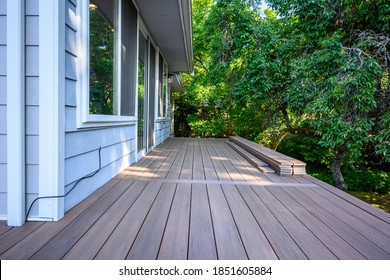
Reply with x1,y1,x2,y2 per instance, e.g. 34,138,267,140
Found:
157,54,169,119
77,0,138,128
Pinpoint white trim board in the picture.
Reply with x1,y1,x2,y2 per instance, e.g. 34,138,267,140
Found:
7,0,26,226
38,0,65,221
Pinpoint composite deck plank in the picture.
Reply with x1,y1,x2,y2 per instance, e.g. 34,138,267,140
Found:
179,138,194,180
303,187,390,253
158,183,191,260
188,183,218,260
237,185,307,260
127,183,177,260
251,186,337,259
208,183,248,260
268,186,366,259
193,139,206,180
63,181,146,259
165,138,187,179
289,186,390,259
200,139,219,181
0,221,12,236
306,175,390,223
0,179,120,259
206,140,232,181
2,138,390,260
122,138,176,179
29,180,131,260
222,185,278,259
262,173,289,183
0,222,44,256
152,139,183,179
141,140,178,180
310,187,390,238
222,142,271,181
94,181,163,259
211,140,247,182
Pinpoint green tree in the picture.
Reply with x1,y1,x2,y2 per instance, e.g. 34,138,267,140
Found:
185,0,390,191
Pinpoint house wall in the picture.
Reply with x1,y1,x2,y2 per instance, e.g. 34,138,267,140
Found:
25,0,40,218
2,0,174,222
63,0,138,211
0,0,7,219
155,92,172,146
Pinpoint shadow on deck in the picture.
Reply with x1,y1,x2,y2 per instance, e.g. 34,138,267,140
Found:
1,138,389,260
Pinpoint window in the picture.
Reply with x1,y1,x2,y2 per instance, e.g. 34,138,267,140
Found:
137,32,147,152
79,0,138,126
158,54,168,118
89,1,118,115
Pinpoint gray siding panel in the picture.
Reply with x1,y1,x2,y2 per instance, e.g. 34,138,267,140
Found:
0,104,5,134
25,16,39,45
65,78,76,106
26,0,39,16
65,51,77,80
65,0,77,31
0,193,6,219
0,1,6,15
64,143,136,211
0,76,6,104
26,165,39,194
0,164,6,192
0,45,5,75
65,25,76,54
25,0,39,221
25,46,39,76
0,2,5,220
0,15,5,45
0,134,6,164
26,76,39,106
65,126,136,159
26,106,39,136
65,106,77,132
26,135,39,165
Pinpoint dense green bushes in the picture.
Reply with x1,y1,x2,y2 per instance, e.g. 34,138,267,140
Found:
277,134,390,194
179,0,390,191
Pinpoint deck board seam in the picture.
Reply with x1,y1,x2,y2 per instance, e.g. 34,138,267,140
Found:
119,177,319,187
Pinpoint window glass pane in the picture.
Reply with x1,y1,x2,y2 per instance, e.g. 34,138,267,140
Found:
89,1,117,115
163,62,168,117
158,54,164,117
138,33,147,152
120,0,138,116
148,43,156,148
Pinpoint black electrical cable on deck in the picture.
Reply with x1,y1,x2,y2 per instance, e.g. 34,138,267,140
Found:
25,147,102,222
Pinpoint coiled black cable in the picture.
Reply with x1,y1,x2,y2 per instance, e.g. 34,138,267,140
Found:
25,147,102,222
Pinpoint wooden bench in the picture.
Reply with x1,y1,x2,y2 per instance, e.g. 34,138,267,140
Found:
229,136,306,176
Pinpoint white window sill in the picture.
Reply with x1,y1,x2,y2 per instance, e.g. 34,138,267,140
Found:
78,114,137,129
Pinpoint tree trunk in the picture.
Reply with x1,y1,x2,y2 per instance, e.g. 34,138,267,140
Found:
331,145,348,191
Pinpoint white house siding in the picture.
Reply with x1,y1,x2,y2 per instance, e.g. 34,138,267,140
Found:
63,0,137,212
0,0,7,219
24,0,40,218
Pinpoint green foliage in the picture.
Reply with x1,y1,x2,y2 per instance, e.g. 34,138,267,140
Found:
187,115,228,138
173,92,197,137
277,134,333,166
375,112,390,162
344,169,390,194
89,8,115,115
308,166,390,194
184,0,390,191
288,36,380,161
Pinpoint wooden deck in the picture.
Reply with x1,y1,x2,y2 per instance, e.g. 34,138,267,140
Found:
1,138,389,260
